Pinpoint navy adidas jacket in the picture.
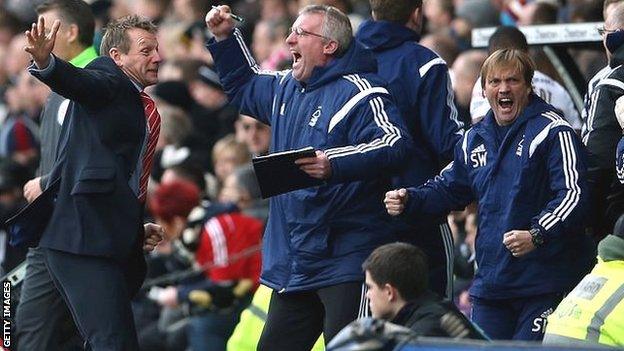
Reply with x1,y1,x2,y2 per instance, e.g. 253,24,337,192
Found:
207,29,411,292
356,20,463,192
404,95,589,299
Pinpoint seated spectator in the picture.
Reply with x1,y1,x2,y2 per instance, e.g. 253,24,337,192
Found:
362,242,486,339
544,214,624,347
149,178,263,351
219,164,268,222
212,134,251,189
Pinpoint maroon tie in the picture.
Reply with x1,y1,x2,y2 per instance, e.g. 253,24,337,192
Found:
139,91,160,202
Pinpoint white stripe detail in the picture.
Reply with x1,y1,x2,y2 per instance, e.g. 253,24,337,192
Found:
462,129,471,164
419,57,446,77
595,77,624,91
538,131,581,231
325,96,401,159
440,223,454,300
206,218,228,267
358,283,370,318
445,71,463,132
327,87,389,133
583,88,602,145
233,29,259,73
529,114,569,158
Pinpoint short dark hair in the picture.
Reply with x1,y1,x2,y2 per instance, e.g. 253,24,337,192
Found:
487,26,528,54
100,15,157,56
370,0,422,24
362,242,428,301
37,0,95,48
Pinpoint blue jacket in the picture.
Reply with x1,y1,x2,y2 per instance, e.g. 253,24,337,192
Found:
404,95,589,299
356,21,463,193
207,29,412,292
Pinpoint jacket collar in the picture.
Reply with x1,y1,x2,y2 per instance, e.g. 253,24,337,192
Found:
611,44,624,67
298,40,378,91
356,20,420,51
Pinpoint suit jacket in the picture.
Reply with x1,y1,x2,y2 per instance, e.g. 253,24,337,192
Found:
16,56,146,263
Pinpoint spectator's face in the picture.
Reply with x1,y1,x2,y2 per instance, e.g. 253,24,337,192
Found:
214,151,241,182
286,13,329,82
483,64,530,126
113,28,162,87
253,22,273,63
365,271,394,320
236,116,271,155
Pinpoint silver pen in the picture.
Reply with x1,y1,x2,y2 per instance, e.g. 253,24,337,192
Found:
211,6,245,23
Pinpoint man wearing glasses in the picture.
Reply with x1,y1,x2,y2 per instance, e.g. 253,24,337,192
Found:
582,1,624,240
205,4,411,350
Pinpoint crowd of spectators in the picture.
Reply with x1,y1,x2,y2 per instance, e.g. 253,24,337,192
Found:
0,0,623,350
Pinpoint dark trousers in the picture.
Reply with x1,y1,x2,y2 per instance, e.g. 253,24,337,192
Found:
18,247,144,350
15,247,80,351
257,282,363,351
471,292,564,341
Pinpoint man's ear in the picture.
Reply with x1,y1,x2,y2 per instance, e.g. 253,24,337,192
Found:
323,40,339,56
66,23,79,44
109,47,123,67
407,7,423,32
383,283,398,301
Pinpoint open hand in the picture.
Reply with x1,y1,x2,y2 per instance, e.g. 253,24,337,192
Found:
24,16,60,69
205,5,235,41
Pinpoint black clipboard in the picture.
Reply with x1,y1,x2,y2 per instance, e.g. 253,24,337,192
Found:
252,147,324,198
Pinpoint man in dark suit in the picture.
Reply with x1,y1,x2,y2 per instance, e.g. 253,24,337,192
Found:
13,14,164,350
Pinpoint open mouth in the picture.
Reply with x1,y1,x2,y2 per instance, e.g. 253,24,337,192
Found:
292,52,302,64
498,97,513,110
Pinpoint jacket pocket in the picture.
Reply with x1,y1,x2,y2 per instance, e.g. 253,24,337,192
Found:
71,167,116,195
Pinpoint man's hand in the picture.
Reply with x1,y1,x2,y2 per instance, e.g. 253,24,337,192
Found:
295,150,332,179
24,16,60,69
157,286,179,308
502,230,535,257
384,189,408,216
205,5,235,41
143,223,164,252
23,177,42,203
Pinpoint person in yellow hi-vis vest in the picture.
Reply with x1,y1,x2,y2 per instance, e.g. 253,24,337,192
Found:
543,215,624,347
227,285,325,351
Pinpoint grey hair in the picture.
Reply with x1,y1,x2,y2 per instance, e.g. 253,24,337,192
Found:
299,4,352,57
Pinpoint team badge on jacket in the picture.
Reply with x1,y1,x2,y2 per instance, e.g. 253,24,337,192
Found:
309,106,322,127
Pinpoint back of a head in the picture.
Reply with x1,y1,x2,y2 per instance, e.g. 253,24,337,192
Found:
149,179,200,223
100,14,157,57
233,164,262,201
362,242,428,301
488,26,529,54
36,0,95,48
613,213,624,239
300,4,352,57
370,0,421,24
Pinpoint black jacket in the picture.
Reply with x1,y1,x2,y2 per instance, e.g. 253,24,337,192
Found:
582,44,624,238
